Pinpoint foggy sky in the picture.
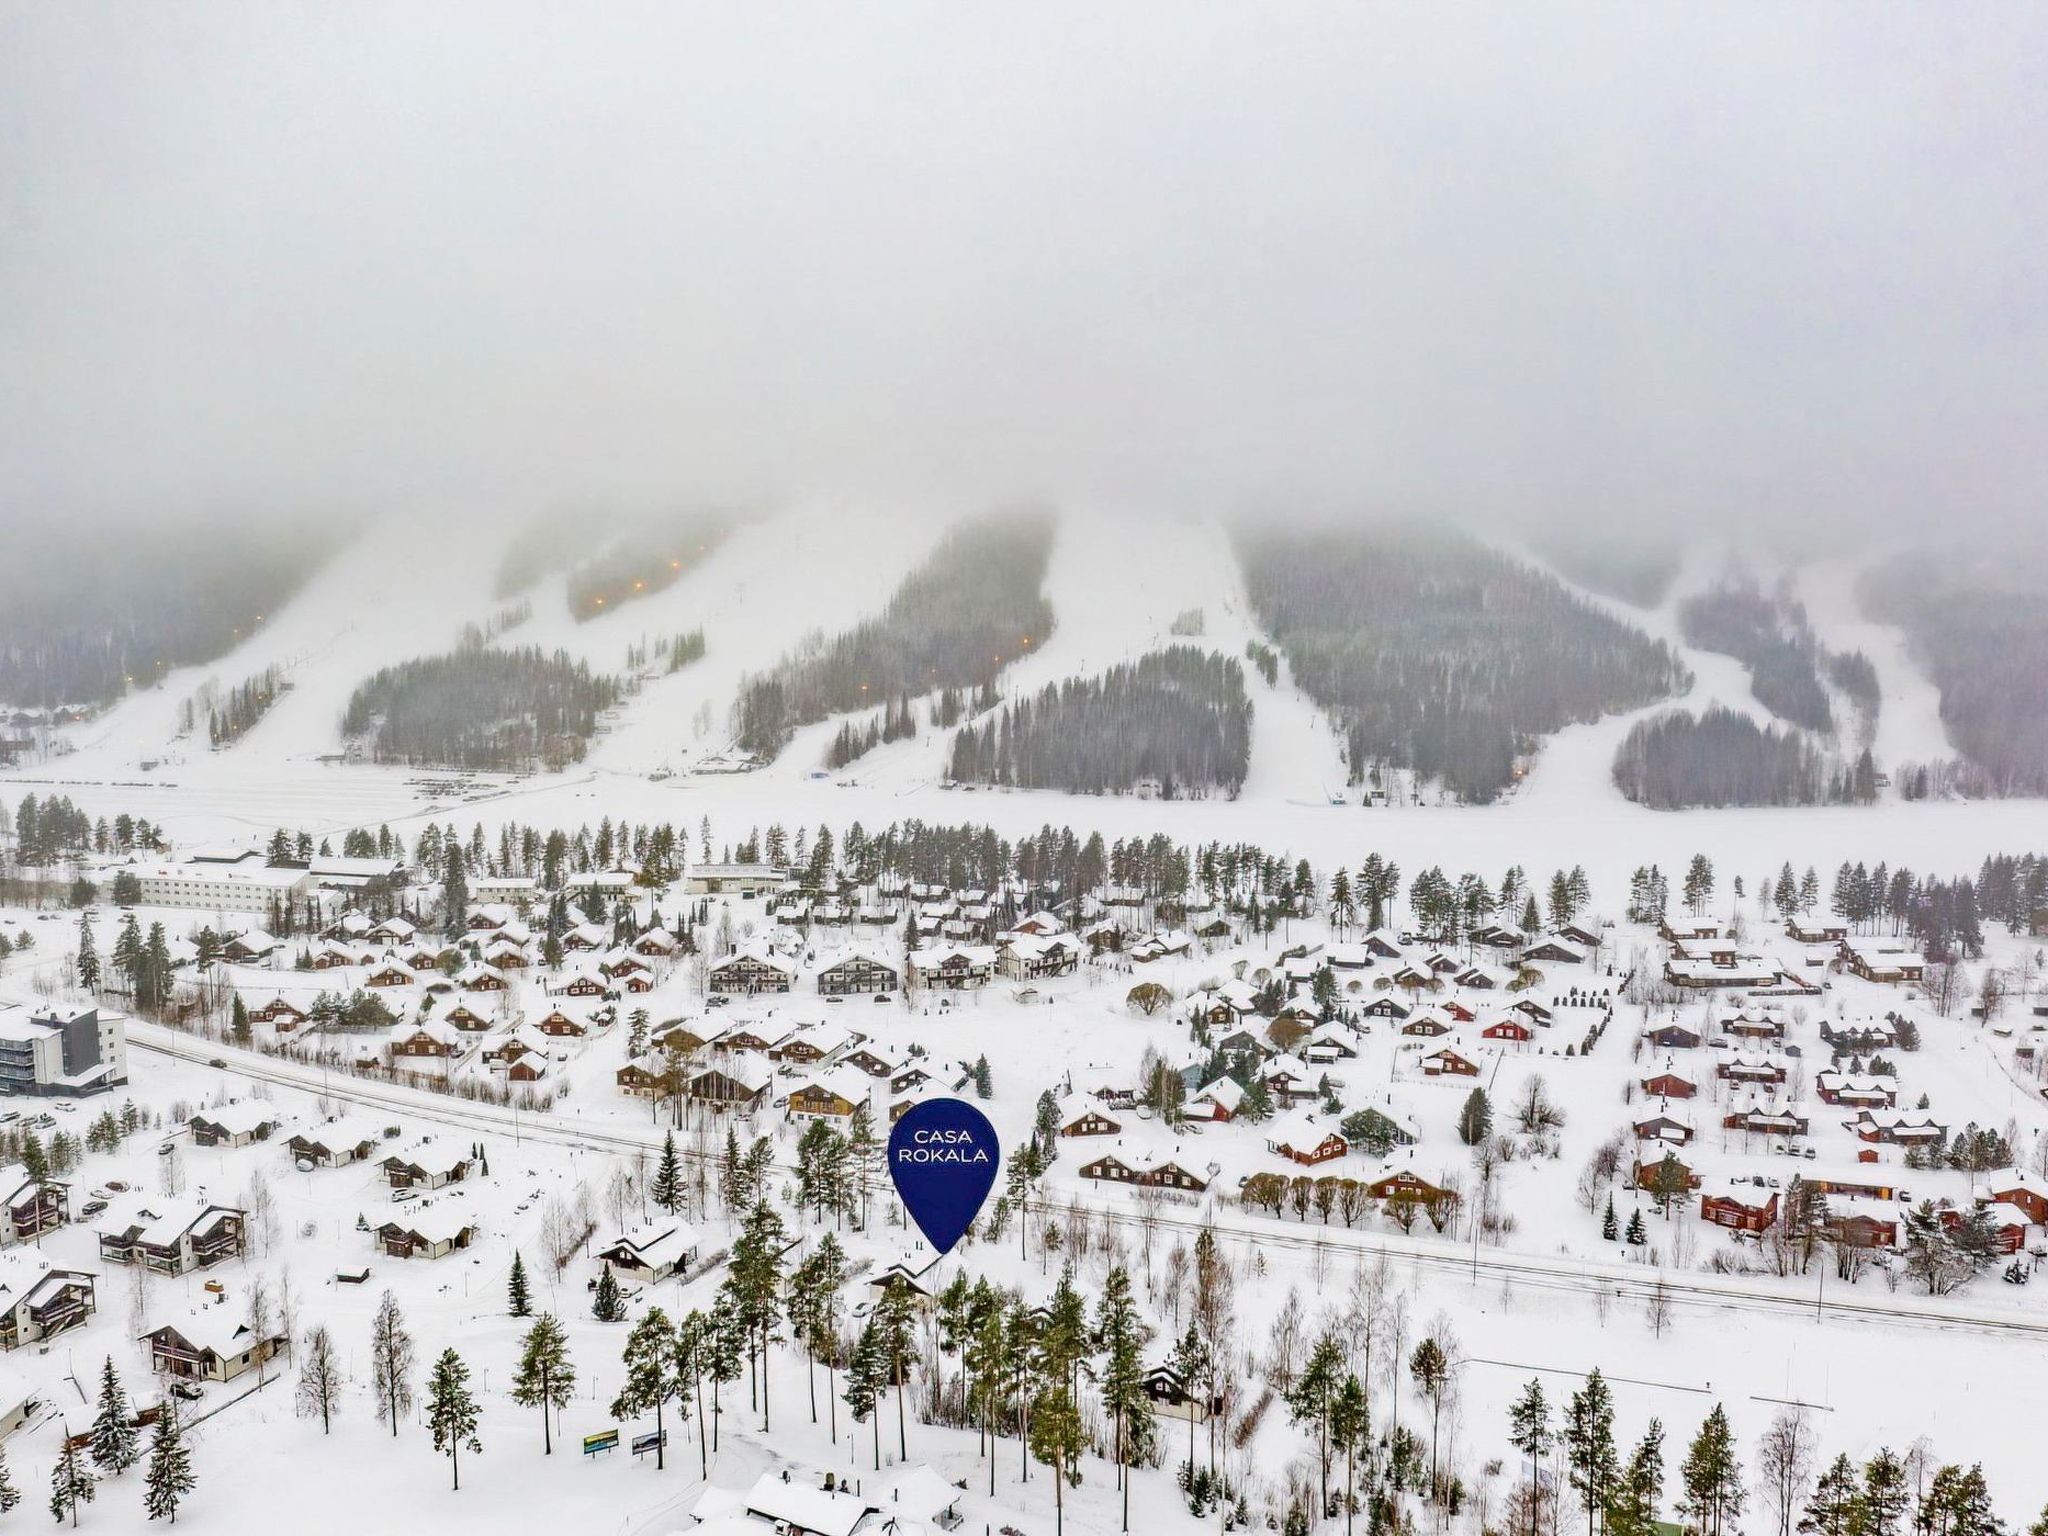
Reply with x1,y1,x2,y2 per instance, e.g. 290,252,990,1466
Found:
3,3,2045,543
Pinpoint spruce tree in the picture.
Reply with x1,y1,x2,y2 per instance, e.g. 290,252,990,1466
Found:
1508,1378,1551,1499
844,1317,888,1471
1602,1193,1619,1241
593,1266,625,1322
75,911,99,993
652,1131,683,1214
143,1400,196,1523
426,1349,482,1492
1457,1088,1492,1146
90,1355,140,1475
507,1251,532,1317
1625,1208,1647,1246
0,1438,17,1512
50,1437,94,1527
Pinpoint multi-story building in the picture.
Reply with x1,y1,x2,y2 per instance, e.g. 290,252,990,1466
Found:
0,1005,127,1098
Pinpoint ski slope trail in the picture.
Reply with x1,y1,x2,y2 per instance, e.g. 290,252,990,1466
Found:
570,501,953,776
814,509,1348,804
1506,539,1768,815
1795,551,1953,781
42,512,506,777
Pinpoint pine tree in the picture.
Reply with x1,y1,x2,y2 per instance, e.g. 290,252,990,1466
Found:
610,1307,676,1471
142,1400,196,1523
507,1251,532,1317
1858,1449,1908,1536
426,1349,482,1492
0,1438,17,1512
1565,1368,1618,1536
1625,1208,1647,1246
50,1437,94,1526
1602,1192,1619,1241
652,1131,683,1214
1095,1265,1154,1533
1800,1453,1862,1536
593,1266,625,1322
1606,1420,1665,1536
1680,1405,1744,1536
1029,1382,1086,1536
89,1355,140,1474
511,1314,575,1455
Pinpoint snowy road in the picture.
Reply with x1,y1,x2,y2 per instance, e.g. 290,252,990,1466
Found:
137,1022,2048,1344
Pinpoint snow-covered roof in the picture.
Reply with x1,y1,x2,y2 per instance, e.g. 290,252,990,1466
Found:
149,1305,280,1360
601,1220,698,1271
189,1100,282,1137
741,1471,871,1536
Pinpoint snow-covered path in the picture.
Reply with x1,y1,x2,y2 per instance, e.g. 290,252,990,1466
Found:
1795,551,1953,778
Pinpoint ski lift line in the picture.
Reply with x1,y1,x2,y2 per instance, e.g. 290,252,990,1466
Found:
1461,1358,1713,1396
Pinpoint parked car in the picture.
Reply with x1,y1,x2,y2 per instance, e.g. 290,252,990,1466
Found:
79,1199,107,1217
170,1381,204,1402
390,1188,418,1203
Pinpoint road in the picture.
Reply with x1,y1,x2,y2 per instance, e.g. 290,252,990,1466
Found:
134,1021,2048,1341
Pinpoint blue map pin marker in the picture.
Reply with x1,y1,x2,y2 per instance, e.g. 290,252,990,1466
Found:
888,1098,1000,1256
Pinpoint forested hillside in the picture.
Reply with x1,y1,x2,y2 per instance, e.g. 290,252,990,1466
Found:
734,512,1055,760
1613,706,1877,809
948,647,1252,797
1678,580,1876,736
341,645,622,771
1862,552,2048,797
1237,525,1686,801
0,522,342,707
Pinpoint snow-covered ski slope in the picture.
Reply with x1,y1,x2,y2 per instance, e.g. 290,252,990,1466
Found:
12,509,2027,894
806,509,1348,800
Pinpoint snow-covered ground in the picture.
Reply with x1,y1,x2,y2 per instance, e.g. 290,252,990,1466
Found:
2,881,2047,1534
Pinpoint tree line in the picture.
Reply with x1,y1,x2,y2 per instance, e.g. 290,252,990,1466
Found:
733,512,1055,760
341,644,623,772
1612,707,1877,809
1238,524,1687,802
949,647,1252,798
